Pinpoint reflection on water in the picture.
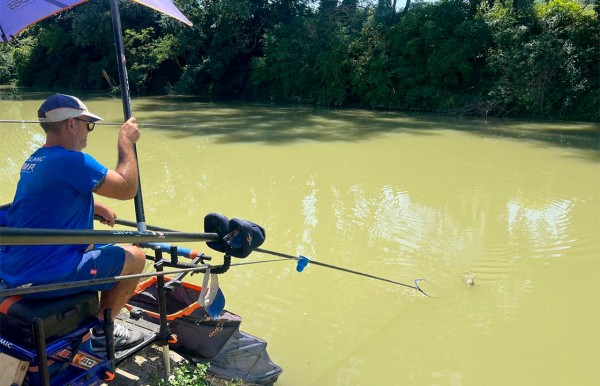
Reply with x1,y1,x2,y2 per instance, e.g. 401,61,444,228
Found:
0,90,598,385
507,199,573,258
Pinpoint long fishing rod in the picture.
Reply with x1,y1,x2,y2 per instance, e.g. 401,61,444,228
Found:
102,216,431,297
0,227,220,245
0,119,185,128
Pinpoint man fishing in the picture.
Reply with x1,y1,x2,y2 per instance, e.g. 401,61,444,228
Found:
0,93,146,351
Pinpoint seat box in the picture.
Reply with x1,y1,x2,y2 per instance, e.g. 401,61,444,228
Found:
0,291,99,347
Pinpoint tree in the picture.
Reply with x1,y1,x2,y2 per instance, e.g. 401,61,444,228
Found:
484,0,599,118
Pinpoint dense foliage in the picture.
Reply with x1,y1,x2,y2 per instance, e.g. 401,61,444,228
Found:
0,0,597,120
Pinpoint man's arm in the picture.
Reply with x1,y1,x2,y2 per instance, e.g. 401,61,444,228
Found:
94,117,140,200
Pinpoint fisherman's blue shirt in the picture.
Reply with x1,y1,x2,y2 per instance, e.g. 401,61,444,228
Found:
0,146,108,285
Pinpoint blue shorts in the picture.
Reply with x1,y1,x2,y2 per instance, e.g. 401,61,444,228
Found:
22,244,126,299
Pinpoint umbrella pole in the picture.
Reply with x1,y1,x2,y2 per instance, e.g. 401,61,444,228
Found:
0,24,8,42
109,0,146,232
108,0,170,381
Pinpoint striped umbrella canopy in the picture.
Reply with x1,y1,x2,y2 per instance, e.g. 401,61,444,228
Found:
0,0,191,42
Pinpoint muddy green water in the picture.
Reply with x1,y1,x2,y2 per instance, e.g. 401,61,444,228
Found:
1,90,599,385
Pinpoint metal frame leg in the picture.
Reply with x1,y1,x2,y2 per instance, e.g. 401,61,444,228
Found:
32,318,50,386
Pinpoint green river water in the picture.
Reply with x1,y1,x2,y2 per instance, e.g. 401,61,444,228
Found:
1,89,598,385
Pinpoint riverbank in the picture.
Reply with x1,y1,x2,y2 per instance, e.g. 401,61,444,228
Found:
101,345,241,386
100,345,184,386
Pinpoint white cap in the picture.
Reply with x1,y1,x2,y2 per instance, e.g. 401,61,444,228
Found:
38,93,103,123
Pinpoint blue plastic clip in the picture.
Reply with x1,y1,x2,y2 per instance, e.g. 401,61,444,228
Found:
296,255,310,272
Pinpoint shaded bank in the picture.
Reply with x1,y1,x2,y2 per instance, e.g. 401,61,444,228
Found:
0,0,597,121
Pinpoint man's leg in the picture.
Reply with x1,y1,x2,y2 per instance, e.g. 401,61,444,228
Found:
97,244,145,321
89,244,147,351
19,244,148,351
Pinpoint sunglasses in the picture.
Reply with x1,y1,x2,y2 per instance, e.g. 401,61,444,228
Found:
74,117,95,132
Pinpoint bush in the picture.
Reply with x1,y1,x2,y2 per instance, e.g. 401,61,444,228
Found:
159,362,208,386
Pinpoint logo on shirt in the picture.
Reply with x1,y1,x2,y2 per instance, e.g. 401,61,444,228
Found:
21,156,45,174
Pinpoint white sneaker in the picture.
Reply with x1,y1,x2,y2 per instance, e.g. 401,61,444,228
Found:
91,322,145,352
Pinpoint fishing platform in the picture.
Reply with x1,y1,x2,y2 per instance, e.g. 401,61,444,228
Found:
0,208,282,386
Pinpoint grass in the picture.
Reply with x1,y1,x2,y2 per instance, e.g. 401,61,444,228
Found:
152,362,246,386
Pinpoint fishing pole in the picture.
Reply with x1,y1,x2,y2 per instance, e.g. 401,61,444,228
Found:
0,265,211,297
100,216,432,297
0,119,198,129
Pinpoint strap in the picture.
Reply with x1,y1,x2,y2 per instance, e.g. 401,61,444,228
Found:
0,295,22,314
197,270,224,319
197,268,211,308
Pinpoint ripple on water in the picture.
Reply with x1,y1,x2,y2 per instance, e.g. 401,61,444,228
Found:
506,198,575,259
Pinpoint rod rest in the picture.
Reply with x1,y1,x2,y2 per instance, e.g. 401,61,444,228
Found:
210,255,231,275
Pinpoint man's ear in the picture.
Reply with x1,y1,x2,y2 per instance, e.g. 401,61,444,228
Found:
65,118,76,133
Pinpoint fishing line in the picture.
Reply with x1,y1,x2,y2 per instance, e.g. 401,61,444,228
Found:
0,119,205,129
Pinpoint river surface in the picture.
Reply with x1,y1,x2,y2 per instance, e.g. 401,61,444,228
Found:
1,89,599,386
